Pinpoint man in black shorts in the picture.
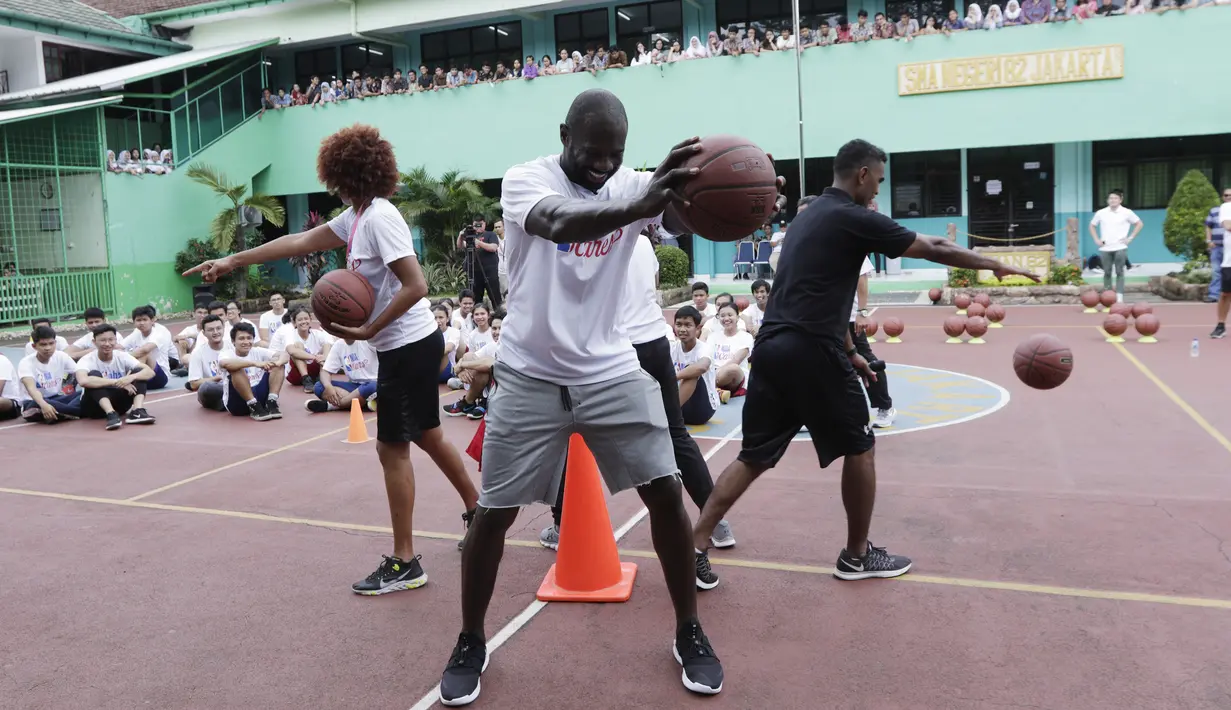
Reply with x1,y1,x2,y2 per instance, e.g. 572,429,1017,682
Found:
692,139,1040,580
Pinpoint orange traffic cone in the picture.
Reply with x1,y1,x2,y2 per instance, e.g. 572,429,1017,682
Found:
342,397,370,444
537,435,637,602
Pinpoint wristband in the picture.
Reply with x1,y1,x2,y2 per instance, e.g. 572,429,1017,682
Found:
846,347,858,357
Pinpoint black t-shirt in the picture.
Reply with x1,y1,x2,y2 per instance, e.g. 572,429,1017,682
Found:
758,187,917,350
465,230,501,271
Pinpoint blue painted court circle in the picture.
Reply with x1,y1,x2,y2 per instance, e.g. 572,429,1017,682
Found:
688,363,1010,441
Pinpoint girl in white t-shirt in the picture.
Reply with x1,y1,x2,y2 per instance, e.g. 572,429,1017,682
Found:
307,338,380,413
444,317,501,420
464,303,496,355
708,302,755,399
434,304,463,383
283,306,335,393
700,294,747,341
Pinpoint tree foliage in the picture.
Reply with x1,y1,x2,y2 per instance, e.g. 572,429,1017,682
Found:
185,164,286,299
1163,169,1219,262
392,167,498,267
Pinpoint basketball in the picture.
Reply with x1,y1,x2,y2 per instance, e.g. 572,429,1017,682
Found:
1099,290,1118,308
312,269,375,328
973,293,992,308
928,288,942,304
966,316,989,338
1109,302,1132,319
680,135,779,243
1131,302,1153,318
1013,334,1073,390
864,319,879,337
966,302,986,318
943,316,966,337
954,294,972,310
1135,313,1160,337
882,317,904,337
1080,289,1100,308
734,296,750,312
986,303,1006,323
1103,313,1128,336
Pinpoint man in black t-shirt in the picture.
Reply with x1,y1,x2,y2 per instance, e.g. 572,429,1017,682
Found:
456,216,503,310
691,139,1039,582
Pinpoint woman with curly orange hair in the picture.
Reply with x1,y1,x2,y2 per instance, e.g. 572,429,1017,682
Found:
186,124,480,594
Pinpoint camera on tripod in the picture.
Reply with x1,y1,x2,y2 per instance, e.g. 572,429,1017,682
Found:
461,221,483,251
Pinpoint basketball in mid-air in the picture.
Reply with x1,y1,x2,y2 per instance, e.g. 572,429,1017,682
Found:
734,296,750,312
312,269,375,328
679,135,779,243
1013,334,1073,390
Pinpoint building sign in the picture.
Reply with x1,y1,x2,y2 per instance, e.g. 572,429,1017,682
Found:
975,248,1052,282
898,45,1124,96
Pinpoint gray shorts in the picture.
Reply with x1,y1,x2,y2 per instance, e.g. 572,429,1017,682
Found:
478,361,678,509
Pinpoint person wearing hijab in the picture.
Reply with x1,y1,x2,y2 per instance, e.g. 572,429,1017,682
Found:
570,50,586,73
706,31,724,56
1004,0,1025,24
984,4,1005,27
684,36,711,59
964,3,984,28
106,150,119,172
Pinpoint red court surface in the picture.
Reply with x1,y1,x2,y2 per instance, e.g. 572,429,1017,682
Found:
3,302,1230,710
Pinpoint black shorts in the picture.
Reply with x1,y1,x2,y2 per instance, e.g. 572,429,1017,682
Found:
1222,267,1230,294
739,330,874,469
375,329,445,443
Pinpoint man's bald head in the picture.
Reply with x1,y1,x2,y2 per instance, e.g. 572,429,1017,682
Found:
559,89,630,192
564,89,628,131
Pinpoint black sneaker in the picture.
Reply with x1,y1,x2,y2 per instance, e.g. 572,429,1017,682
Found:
125,408,156,425
672,620,723,695
171,367,189,377
834,541,912,581
695,550,719,591
457,508,476,551
266,399,282,419
301,376,315,394
444,400,475,417
351,554,427,595
1211,323,1226,339
439,631,488,706
105,412,123,431
249,402,272,422
305,399,330,413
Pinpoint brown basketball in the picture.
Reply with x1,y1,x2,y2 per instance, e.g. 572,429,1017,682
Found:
986,303,1006,323
966,302,986,318
954,293,972,310
680,135,779,242
1109,302,1132,319
966,316,989,338
1103,313,1128,336
928,287,943,304
943,316,967,337
312,269,375,328
1080,289,1101,308
973,293,992,308
734,296,750,312
1134,313,1160,336
882,317,904,337
1099,290,1118,308
864,319,879,337
1013,333,1073,390
1130,302,1153,318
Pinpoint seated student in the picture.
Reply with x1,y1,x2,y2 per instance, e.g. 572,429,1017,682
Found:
65,307,125,360
173,304,210,368
224,301,258,333
258,292,289,347
434,304,463,384
0,353,21,421
122,305,178,390
282,306,334,393
451,289,477,339
306,337,379,413
670,306,719,426
24,318,68,357
75,324,156,430
741,279,770,336
443,317,501,420
462,302,496,356
708,301,755,401
191,301,230,353
690,281,717,322
700,292,747,340
188,315,231,410
18,325,83,423
218,322,287,421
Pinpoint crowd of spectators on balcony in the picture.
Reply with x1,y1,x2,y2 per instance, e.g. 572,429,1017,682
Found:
106,146,174,176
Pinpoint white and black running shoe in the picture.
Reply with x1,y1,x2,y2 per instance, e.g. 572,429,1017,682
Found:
439,632,488,706
351,554,427,595
695,550,719,590
834,541,912,581
673,620,723,695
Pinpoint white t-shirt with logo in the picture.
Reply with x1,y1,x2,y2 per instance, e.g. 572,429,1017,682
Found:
707,329,755,370
259,310,288,338
194,323,232,352
122,323,176,372
851,257,874,322
702,313,747,340
0,355,21,400
499,155,657,385
328,198,437,352
76,350,143,380
671,338,719,411
466,326,495,353
323,339,379,382
24,335,68,357
1091,206,1141,252
1221,204,1231,268
72,330,126,353
222,346,276,406
286,328,335,356
624,234,672,345
188,343,230,383
17,351,79,399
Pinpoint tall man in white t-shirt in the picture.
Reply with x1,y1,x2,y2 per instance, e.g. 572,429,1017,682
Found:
438,90,765,705
1089,189,1143,301
1212,200,1231,339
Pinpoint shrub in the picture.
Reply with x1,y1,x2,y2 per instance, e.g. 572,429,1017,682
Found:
174,238,236,297
422,261,468,296
655,244,689,288
1163,170,1220,262
947,268,977,288
1046,262,1085,286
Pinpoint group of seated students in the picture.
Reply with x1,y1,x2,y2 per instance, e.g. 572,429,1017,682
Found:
432,288,502,421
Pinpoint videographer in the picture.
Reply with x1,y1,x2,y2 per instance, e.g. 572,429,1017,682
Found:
456,215,502,310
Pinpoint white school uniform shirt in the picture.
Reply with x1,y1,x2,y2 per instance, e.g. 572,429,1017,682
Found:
0,354,21,400
1221,204,1231,268
25,335,68,357
328,197,437,352
499,155,658,385
671,338,720,411
851,257,874,322
707,328,754,371
443,326,463,366
623,234,673,345
1090,206,1141,252
323,339,379,382
259,309,288,338
466,326,495,353
702,313,747,340
188,341,230,383
17,351,79,399
76,350,143,380
122,323,176,372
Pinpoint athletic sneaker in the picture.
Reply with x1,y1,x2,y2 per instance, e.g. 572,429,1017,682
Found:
833,541,912,581
125,408,156,425
1211,323,1226,339
695,550,719,590
170,367,189,378
104,411,123,431
466,402,486,420
457,508,475,551
266,400,282,419
301,375,315,394
305,400,330,413
439,631,488,706
873,407,897,429
352,554,427,595
539,524,560,550
673,620,723,695
444,400,476,417
709,520,736,548
248,402,272,422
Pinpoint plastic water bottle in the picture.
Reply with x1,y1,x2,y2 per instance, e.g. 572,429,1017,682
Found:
1191,338,1200,358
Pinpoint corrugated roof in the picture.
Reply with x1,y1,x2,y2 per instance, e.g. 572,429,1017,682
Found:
78,0,216,19
0,96,122,126
0,0,137,34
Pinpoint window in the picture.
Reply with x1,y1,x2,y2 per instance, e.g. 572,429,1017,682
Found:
341,42,392,79
421,22,523,73
42,43,130,84
716,0,846,36
890,150,962,218
885,0,951,25
1093,135,1231,209
295,47,338,86
616,2,682,54
556,9,611,54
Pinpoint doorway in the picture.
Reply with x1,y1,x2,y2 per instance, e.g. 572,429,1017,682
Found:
966,145,1055,248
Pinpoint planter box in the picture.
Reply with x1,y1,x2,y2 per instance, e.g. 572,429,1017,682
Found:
943,283,1151,305
658,285,692,308
1149,275,1206,301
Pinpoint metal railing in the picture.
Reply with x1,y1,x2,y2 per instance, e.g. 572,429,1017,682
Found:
0,269,115,325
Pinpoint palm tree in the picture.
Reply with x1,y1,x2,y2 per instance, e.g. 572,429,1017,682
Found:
393,167,497,267
186,164,286,299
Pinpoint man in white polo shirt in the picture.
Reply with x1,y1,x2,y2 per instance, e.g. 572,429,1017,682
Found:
1212,198,1231,339
1089,189,1143,302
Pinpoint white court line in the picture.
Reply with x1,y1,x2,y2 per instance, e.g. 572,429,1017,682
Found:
407,424,745,710
0,389,198,433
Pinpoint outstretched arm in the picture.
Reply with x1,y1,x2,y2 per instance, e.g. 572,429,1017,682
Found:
184,224,342,281
902,235,1040,281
